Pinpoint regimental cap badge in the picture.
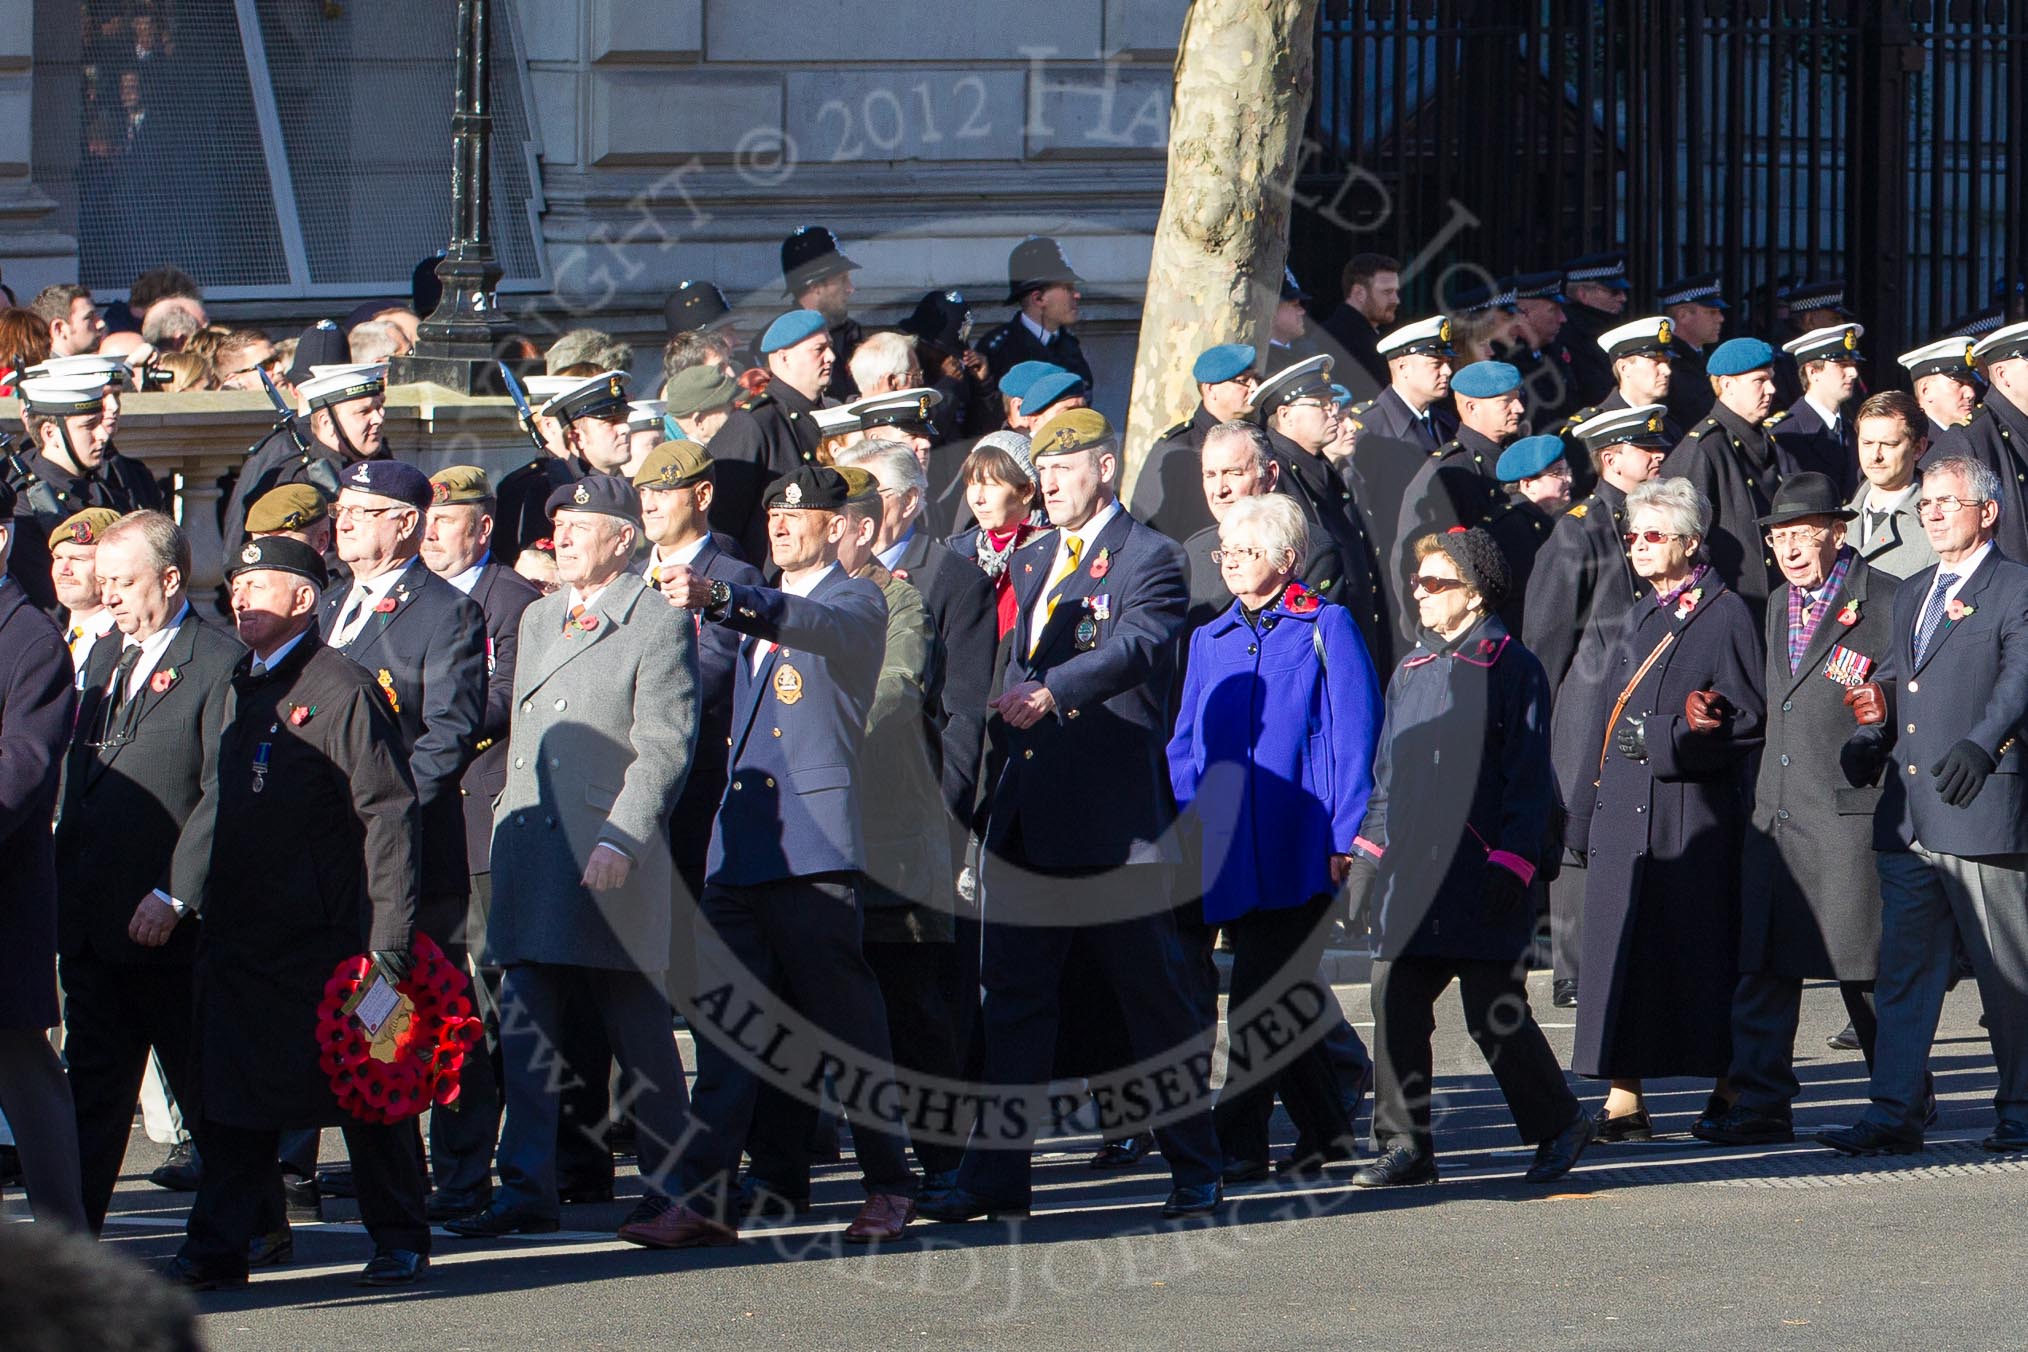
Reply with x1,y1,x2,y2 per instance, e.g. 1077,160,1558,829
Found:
915,394,933,420
1438,317,1452,343
572,482,591,506
1647,413,1663,433
241,543,261,564
785,480,805,507
432,480,451,504
351,463,372,484
1656,318,1672,347
1843,327,1858,351
608,376,625,399
74,522,95,545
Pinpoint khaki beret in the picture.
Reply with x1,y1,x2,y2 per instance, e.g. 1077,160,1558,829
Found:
1029,407,1115,459
632,440,713,490
429,464,495,505
50,507,123,548
246,483,331,534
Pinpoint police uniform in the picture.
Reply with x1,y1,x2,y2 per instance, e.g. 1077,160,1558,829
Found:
1506,270,1584,429
222,362,389,553
1558,251,1633,407
976,236,1095,389
1931,323,2028,565
1769,322,1867,497
898,289,997,443
7,372,165,613
780,225,864,401
1770,278,1852,407
1129,343,1258,544
1658,272,1728,429
707,309,835,568
1663,337,1787,611
664,279,734,338
172,537,430,1288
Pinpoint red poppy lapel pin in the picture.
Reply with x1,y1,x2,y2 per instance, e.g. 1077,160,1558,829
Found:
373,596,398,614
1281,581,1320,614
1945,597,1974,623
149,666,180,694
1089,547,1112,581
1674,586,1704,621
288,703,317,726
1836,598,1860,627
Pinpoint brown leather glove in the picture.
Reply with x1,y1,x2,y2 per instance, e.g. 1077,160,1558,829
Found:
1684,689,1730,733
1843,681,1886,726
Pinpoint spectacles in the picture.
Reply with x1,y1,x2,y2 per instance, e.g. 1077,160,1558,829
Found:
1411,573,1468,594
1763,525,1830,547
1916,495,1986,514
1209,546,1274,565
1621,530,1684,546
332,504,408,522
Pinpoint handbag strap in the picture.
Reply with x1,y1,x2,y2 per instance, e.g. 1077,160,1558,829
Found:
1596,630,1677,781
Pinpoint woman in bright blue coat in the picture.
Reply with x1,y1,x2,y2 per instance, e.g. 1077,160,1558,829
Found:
1167,494,1383,1176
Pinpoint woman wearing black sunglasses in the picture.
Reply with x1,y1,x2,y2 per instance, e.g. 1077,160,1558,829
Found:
1571,475,1766,1140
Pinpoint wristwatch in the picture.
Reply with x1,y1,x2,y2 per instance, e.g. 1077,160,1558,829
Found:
706,578,732,619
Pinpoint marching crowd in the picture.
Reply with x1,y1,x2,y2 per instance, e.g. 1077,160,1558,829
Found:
4,230,2028,1290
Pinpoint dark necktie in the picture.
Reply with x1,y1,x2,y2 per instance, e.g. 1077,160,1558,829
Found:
100,644,144,743
333,593,366,647
1914,572,1960,664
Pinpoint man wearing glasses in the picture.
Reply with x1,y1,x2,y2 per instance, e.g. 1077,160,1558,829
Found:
1521,403,1669,1008
1697,473,1899,1147
1832,452,2028,1156
1132,342,1261,544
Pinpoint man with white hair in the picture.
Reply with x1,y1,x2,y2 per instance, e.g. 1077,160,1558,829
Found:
847,330,920,400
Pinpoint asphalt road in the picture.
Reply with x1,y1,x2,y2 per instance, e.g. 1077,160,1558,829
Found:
69,974,2028,1351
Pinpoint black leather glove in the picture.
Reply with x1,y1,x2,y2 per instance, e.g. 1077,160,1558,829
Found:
1840,734,1889,789
1479,865,1531,925
1614,715,1648,763
1931,739,1997,808
370,949,414,984
1341,853,1380,930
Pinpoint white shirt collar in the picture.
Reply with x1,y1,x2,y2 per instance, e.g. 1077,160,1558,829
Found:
344,561,410,607
782,561,838,599
1804,393,1844,430
1019,312,1057,344
120,603,191,697
1057,499,1122,551
653,535,711,570
1935,541,1994,596
444,557,488,595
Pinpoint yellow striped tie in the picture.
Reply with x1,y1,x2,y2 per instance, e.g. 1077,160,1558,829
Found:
1031,535,1082,656
66,625,83,654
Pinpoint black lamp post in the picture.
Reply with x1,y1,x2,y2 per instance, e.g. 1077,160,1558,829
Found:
391,0,506,393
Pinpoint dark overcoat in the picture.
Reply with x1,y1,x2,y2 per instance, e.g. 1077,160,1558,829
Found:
177,633,418,1127
1739,554,1898,980
1130,403,1220,544
1929,392,2028,566
1571,573,1766,1079
0,579,76,1028
1663,405,1783,610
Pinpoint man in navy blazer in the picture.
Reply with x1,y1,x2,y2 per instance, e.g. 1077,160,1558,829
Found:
922,409,1225,1222
641,465,919,1249
1832,452,2028,1155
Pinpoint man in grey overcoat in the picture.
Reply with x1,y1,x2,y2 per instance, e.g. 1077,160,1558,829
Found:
1699,473,1901,1145
448,475,700,1240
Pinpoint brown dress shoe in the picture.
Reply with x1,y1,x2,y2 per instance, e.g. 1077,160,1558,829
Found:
842,1193,916,1244
616,1202,739,1250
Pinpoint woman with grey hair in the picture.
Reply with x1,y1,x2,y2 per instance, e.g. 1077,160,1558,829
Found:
1572,474,1767,1139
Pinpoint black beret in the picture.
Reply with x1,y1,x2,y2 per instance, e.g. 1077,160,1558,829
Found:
764,465,852,511
1432,526,1512,610
545,473,642,526
228,535,328,588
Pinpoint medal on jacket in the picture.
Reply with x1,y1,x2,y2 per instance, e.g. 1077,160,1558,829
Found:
1823,644,1873,688
773,663,804,706
252,741,272,794
377,668,401,713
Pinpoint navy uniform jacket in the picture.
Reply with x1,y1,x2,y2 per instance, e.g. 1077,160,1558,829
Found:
1930,394,2028,566
56,613,243,967
1767,397,1858,498
1664,403,1783,610
1846,548,2028,858
705,567,889,887
893,529,997,829
457,561,542,901
1504,339,1583,431
494,454,593,566
0,577,76,1029
985,506,1186,871
1522,480,1643,825
1265,427,1388,670
1395,425,1509,567
1557,302,1619,408
320,556,486,922
8,449,165,612
644,533,764,878
1348,385,1457,457
1319,303,1388,395
1666,345,1716,430
1484,492,1557,632
1561,388,1676,499
1130,403,1220,544
976,317,1094,389
707,384,827,568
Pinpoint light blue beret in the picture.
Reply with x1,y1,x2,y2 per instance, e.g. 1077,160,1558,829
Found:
1191,343,1256,385
759,308,829,355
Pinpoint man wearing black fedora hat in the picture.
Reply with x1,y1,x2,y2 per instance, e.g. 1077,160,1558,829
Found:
1698,472,1900,1146
977,236,1094,390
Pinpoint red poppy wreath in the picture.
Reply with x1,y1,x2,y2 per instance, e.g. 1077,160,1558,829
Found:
314,932,483,1124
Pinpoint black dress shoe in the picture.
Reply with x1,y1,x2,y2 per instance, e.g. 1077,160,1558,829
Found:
1825,1020,1862,1051
1351,1144,1438,1188
917,1188,1029,1222
315,1164,355,1199
426,1189,492,1223
1088,1133,1154,1170
918,1168,959,1198
1524,1112,1593,1183
161,1255,248,1291
734,1175,814,1219
1693,1092,1733,1136
247,1227,294,1268
1551,979,1578,1009
443,1203,562,1237
282,1172,320,1215
0,1144,21,1187
1592,1108,1653,1143
1274,1135,1359,1177
357,1249,428,1287
558,1179,615,1205
149,1141,203,1191
1160,1182,1222,1218
1692,1103,1795,1146
1221,1159,1271,1184
1816,1121,1923,1156
1981,1118,2028,1152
